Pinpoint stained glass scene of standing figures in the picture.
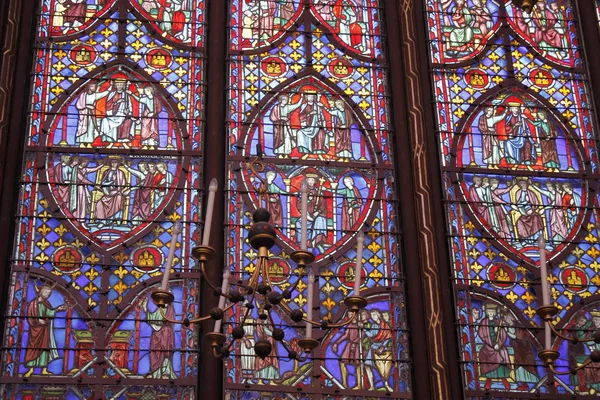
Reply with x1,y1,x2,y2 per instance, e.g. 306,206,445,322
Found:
1,0,206,398
42,0,205,45
427,0,579,66
460,174,584,255
456,91,582,173
458,293,544,392
230,0,381,57
428,0,600,395
225,0,409,397
48,73,183,150
44,0,115,36
244,80,373,163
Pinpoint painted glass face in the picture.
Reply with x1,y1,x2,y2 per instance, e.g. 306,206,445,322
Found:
224,0,410,397
427,0,600,395
1,1,205,398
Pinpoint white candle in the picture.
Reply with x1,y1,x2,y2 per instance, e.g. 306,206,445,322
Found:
300,179,308,250
202,178,219,246
354,232,364,296
160,221,182,290
306,268,315,338
539,235,551,348
213,269,231,333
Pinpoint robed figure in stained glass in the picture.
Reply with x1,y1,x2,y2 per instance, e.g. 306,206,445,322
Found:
511,178,544,242
295,175,328,252
75,82,110,145
527,110,559,169
543,182,568,241
477,303,510,390
363,310,393,391
297,93,329,154
23,284,67,377
53,155,72,209
339,176,362,232
263,170,287,226
332,309,371,389
328,99,354,159
93,157,129,225
471,0,493,36
531,2,564,52
126,162,155,224
137,86,162,147
141,297,177,379
503,312,538,390
99,79,135,144
569,313,595,391
561,182,580,229
61,0,87,33
478,106,505,166
504,103,536,165
255,317,279,383
69,157,103,221
446,0,474,55
270,94,302,156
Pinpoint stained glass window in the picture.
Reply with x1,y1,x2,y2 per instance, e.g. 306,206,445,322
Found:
0,0,205,398
426,0,600,395
224,0,410,397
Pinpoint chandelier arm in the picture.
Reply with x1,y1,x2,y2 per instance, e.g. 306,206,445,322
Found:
187,302,237,325
279,338,310,362
211,349,224,358
547,358,591,375
199,260,224,295
245,254,265,291
158,306,185,324
312,310,358,329
546,321,591,342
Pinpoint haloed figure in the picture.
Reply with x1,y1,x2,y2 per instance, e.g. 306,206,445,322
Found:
23,285,67,377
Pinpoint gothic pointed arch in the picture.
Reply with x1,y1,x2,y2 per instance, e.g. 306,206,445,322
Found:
223,0,411,396
426,0,600,395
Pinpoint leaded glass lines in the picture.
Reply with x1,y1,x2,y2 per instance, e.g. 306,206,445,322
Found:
427,0,600,395
224,0,410,397
0,0,206,398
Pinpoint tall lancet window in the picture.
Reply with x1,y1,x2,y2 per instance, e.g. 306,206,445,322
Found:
426,0,600,395
223,0,411,397
0,0,206,398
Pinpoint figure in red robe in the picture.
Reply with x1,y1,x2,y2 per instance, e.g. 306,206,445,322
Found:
477,303,511,390
64,0,86,31
23,284,67,377
127,162,155,223
94,158,127,224
531,2,563,49
138,86,162,147
329,99,354,158
258,0,277,39
53,155,72,209
141,297,177,378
